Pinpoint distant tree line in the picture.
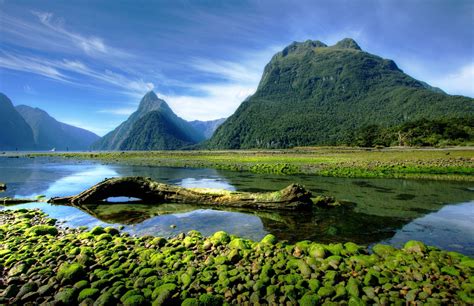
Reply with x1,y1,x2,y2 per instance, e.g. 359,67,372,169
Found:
351,118,474,147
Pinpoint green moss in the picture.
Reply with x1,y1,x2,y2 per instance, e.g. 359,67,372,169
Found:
228,238,250,250
57,262,86,284
0,209,471,305
123,294,146,306
260,234,278,245
54,288,78,305
25,225,58,236
78,288,100,302
181,297,199,306
372,244,396,257
90,226,105,235
210,231,230,245
198,293,223,306
403,240,426,253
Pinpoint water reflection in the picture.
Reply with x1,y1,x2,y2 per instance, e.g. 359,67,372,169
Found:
1,157,473,255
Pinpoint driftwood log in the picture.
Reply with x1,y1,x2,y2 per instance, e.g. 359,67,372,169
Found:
49,176,313,210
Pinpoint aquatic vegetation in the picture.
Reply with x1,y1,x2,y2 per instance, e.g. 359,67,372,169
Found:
0,209,472,305
27,147,474,181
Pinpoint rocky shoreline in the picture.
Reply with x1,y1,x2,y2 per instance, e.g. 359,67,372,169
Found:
0,209,472,305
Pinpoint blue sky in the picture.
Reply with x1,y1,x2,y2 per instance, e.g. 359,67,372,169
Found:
1,0,473,136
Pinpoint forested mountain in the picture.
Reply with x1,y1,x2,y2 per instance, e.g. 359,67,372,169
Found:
91,91,205,150
207,38,474,149
16,105,99,150
0,93,35,150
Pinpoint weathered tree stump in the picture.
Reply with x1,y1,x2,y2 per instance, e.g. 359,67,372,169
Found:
49,176,313,210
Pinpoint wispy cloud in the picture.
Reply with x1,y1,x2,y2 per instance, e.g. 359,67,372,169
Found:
0,52,68,82
0,52,153,97
164,46,280,120
97,107,137,116
23,85,37,94
31,11,127,58
428,63,474,98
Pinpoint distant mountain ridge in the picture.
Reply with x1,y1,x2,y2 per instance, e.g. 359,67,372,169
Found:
91,91,206,150
15,105,100,150
207,38,474,149
0,93,100,150
0,93,35,150
189,118,226,139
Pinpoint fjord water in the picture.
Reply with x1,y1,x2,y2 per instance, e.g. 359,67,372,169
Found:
1,156,473,255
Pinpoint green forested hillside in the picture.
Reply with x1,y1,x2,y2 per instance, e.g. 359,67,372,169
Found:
353,117,474,147
119,110,197,150
208,39,474,149
91,91,204,150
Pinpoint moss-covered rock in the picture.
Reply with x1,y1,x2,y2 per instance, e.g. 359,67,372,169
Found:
57,262,86,284
260,234,278,245
210,231,230,246
25,225,58,236
372,244,396,257
403,240,426,254
78,288,100,302
55,287,78,305
0,209,471,305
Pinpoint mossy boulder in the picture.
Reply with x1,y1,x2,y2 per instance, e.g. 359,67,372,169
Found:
123,294,146,306
90,226,106,235
228,238,250,250
210,231,230,246
372,244,396,257
403,240,426,254
198,293,223,306
57,262,86,284
25,225,58,236
55,287,78,305
78,288,100,302
181,297,199,306
260,234,278,245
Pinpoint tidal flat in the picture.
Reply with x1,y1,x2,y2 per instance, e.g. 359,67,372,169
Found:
23,147,474,181
1,209,473,305
0,154,473,305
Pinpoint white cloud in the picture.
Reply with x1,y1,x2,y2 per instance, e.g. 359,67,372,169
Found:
0,52,69,82
164,46,280,120
0,52,153,97
31,11,118,57
97,107,136,116
428,63,474,98
23,85,37,94
164,83,255,120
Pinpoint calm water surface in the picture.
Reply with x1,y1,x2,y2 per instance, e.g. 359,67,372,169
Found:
1,156,473,255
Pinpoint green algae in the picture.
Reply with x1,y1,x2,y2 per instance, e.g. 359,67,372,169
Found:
0,208,472,305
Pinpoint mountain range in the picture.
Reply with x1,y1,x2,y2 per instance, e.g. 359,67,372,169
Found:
0,93,36,150
0,93,99,150
2,38,473,151
91,91,224,150
207,38,473,148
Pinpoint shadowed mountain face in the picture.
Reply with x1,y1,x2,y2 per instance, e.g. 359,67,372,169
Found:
207,38,474,149
188,118,226,139
0,93,35,150
16,105,99,151
92,91,205,150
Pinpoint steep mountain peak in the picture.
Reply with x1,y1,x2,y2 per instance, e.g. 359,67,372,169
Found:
332,38,361,50
16,105,50,117
281,39,327,57
0,92,14,107
138,91,169,113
